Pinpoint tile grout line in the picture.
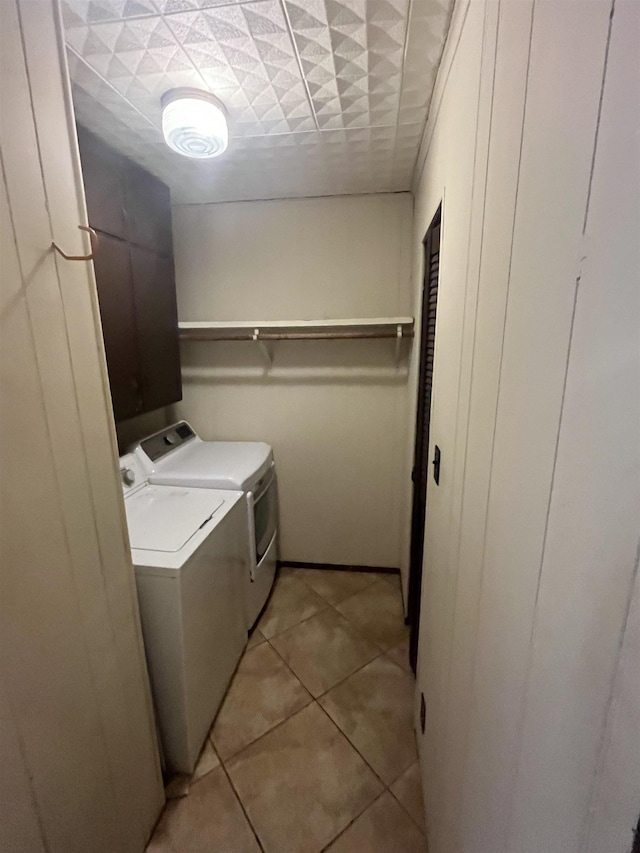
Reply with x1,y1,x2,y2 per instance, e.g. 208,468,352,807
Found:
263,570,412,680
388,786,428,837
323,581,410,651
215,644,411,782
211,655,314,766
313,698,391,790
317,789,391,853
317,786,427,852
266,578,409,670
311,699,424,831
218,760,266,853
231,695,312,755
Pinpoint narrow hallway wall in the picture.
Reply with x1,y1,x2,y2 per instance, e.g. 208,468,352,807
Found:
407,1,640,851
0,1,163,849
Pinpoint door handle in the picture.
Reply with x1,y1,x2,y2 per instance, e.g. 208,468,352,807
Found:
432,445,441,485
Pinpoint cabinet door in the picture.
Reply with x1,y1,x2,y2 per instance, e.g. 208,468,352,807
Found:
130,246,182,413
125,162,173,256
91,234,142,420
76,125,127,241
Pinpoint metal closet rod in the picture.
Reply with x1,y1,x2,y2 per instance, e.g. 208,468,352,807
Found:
179,328,415,342
180,319,413,342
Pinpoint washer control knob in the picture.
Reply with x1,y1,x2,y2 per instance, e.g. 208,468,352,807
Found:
121,467,135,486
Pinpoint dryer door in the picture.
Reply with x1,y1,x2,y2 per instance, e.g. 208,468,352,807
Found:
251,465,278,566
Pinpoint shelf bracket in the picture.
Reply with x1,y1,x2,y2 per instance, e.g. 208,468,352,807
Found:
395,324,403,369
253,328,272,368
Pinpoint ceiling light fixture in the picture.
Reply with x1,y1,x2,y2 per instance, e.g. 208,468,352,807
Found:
161,89,228,159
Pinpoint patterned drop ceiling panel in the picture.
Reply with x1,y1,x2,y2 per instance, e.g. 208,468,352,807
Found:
63,0,453,202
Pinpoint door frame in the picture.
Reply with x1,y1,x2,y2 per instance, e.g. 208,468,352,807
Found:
408,204,442,673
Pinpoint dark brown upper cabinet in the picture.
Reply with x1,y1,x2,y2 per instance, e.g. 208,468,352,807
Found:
125,161,173,256
77,125,182,423
130,247,181,413
77,126,127,242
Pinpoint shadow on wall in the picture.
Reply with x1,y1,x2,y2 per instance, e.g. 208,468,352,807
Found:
115,406,178,455
180,339,413,386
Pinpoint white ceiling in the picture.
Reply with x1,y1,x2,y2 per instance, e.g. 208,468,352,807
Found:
63,0,453,203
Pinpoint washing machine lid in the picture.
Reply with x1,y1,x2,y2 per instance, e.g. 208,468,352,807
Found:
125,485,224,553
146,441,272,490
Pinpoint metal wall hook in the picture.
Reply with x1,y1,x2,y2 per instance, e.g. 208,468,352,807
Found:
52,225,97,261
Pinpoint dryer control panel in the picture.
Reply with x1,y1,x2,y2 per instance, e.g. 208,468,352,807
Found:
139,422,196,462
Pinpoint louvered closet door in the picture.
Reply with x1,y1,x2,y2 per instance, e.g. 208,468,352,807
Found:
408,208,441,673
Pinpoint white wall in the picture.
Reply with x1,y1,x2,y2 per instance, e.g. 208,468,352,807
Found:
172,193,413,571
408,1,640,851
0,2,163,850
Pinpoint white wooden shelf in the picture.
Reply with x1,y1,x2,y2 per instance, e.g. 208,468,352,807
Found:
178,317,415,342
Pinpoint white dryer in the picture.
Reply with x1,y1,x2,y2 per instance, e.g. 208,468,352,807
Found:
119,453,247,775
131,422,278,628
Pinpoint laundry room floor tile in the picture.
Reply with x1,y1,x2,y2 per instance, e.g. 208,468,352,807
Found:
386,635,412,673
191,738,219,781
257,573,327,639
211,642,311,761
318,655,417,786
325,791,427,853
149,570,425,852
270,606,380,697
293,567,378,604
146,765,260,853
225,702,383,853
334,579,408,650
380,571,403,592
390,760,427,833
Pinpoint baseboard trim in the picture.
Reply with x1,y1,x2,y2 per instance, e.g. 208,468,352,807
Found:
277,560,399,576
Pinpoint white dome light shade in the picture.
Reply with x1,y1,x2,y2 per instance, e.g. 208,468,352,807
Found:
161,89,228,159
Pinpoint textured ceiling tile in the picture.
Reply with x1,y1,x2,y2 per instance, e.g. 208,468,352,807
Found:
152,0,230,13
62,0,157,28
284,0,329,31
167,8,247,47
242,1,287,35
65,0,454,201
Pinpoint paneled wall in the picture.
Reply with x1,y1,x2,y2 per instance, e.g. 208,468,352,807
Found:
172,193,413,571
407,1,640,851
0,2,163,850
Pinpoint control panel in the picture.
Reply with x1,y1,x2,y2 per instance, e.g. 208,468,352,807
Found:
139,421,196,462
119,453,147,496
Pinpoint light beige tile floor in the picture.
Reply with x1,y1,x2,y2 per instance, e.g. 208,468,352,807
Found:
386,635,412,673
147,567,426,853
391,761,427,833
211,642,312,760
326,792,426,853
270,606,380,697
334,579,409,650
290,567,378,604
257,573,328,639
319,655,417,785
227,702,383,853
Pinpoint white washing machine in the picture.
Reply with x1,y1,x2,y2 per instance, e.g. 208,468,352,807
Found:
119,452,247,775
131,422,278,628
